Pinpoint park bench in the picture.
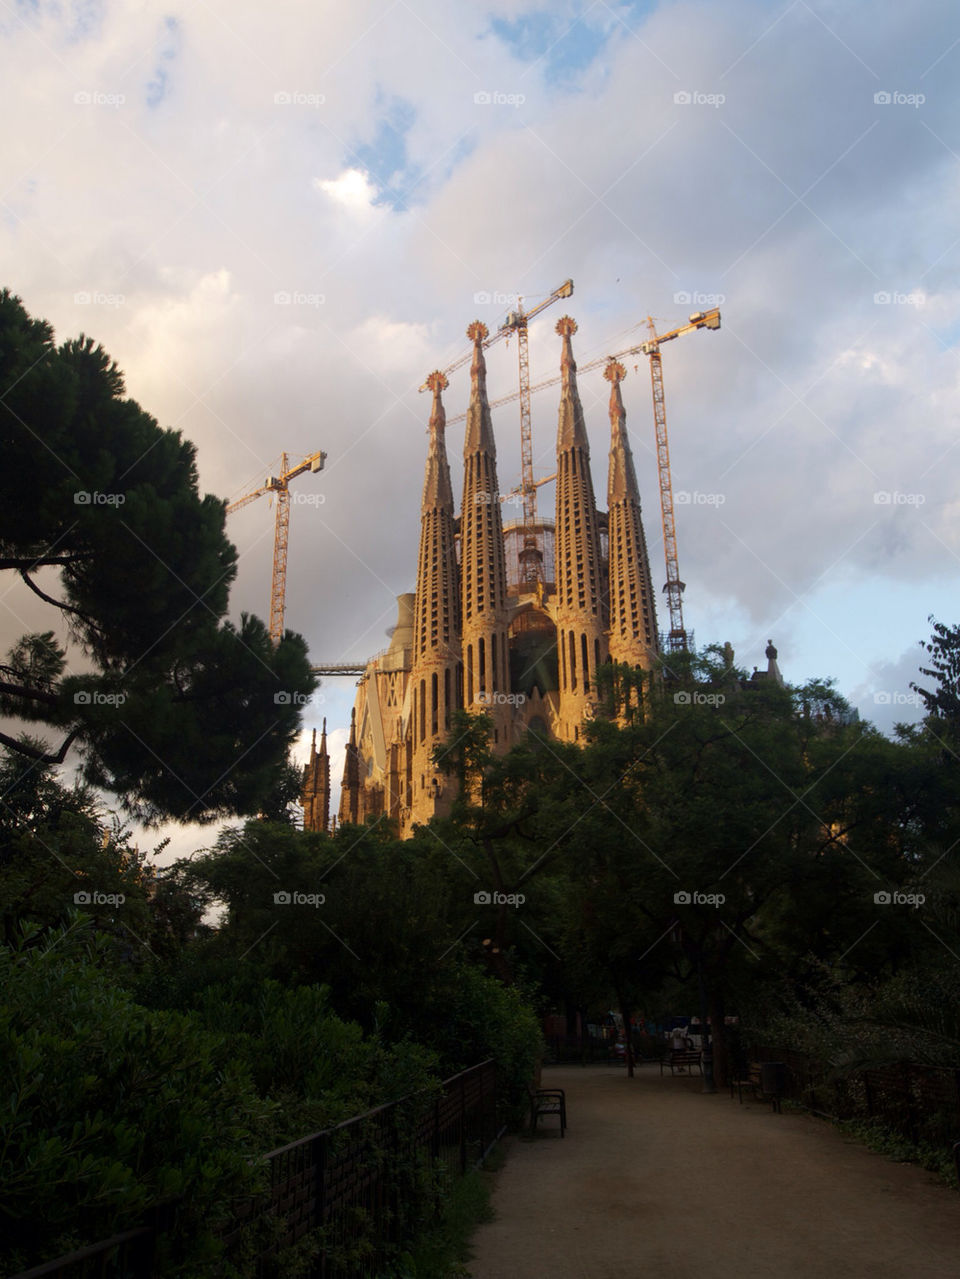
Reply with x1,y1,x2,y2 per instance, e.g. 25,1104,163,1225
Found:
660,1049,703,1076
528,1084,567,1137
730,1061,783,1112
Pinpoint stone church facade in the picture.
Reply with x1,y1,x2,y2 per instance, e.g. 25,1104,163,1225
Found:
303,316,661,838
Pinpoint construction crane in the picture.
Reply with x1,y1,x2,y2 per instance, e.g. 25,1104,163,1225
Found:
497,280,573,585
452,306,721,650
417,278,573,395
424,279,574,586
226,450,326,645
639,309,721,652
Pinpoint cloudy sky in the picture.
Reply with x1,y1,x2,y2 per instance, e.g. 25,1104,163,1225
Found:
3,0,959,849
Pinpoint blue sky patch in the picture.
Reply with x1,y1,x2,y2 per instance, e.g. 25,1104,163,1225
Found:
147,15,180,109
349,94,423,210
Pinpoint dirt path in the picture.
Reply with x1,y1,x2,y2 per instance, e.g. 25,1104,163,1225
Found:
468,1064,960,1278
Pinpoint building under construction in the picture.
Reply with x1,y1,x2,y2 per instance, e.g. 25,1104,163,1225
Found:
302,311,674,838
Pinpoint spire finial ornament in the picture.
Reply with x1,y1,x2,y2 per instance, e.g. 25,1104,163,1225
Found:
604,359,626,384
467,320,489,343
555,315,578,337
425,370,449,394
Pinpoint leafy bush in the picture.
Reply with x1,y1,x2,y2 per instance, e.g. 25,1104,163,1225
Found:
1,921,272,1275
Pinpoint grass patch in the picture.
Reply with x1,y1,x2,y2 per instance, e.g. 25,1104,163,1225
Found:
390,1142,505,1278
837,1119,958,1188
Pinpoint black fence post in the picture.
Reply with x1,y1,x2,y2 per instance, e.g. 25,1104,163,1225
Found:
460,1074,467,1174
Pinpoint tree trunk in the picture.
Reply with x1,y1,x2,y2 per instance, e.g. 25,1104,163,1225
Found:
614,979,635,1078
708,988,729,1088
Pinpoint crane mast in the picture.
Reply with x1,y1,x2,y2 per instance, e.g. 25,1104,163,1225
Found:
226,449,326,646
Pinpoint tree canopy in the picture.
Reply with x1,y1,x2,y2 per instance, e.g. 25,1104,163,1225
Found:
0,289,315,822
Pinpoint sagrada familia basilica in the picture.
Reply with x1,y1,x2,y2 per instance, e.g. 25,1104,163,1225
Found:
302,315,665,838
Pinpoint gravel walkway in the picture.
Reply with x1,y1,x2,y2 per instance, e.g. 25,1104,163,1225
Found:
467,1063,960,1278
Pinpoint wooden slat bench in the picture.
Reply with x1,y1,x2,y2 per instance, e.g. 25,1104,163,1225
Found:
660,1049,703,1076
730,1061,782,1112
528,1084,567,1137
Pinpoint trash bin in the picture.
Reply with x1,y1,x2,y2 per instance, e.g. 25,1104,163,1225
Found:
760,1061,786,1099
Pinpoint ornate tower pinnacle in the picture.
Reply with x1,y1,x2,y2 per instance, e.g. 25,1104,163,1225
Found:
301,718,331,833
554,315,606,740
410,365,462,820
606,360,658,677
461,319,511,746
338,708,360,825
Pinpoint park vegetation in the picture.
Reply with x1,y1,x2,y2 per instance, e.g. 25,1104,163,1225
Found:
2,290,960,1272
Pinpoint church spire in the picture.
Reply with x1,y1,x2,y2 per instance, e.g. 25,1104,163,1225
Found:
554,316,606,738
301,717,330,832
460,321,511,745
605,360,658,673
422,369,454,512
410,369,462,818
338,707,360,825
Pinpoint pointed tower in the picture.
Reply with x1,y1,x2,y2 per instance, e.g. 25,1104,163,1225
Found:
605,360,659,676
460,321,511,748
301,720,331,832
338,707,360,826
554,316,606,740
409,370,462,824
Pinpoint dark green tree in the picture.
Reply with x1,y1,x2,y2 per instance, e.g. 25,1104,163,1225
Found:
0,289,315,822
